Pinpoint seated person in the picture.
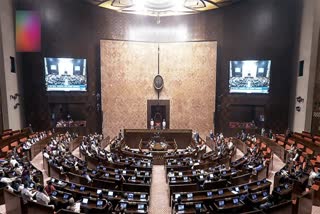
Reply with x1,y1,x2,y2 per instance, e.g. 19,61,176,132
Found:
45,181,56,195
35,185,54,208
66,197,80,213
21,183,36,204
83,171,92,183
14,163,23,176
9,178,23,193
308,167,320,187
0,171,16,185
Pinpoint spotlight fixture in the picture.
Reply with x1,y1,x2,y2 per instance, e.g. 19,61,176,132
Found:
98,0,242,17
14,103,20,109
10,93,20,100
296,96,304,103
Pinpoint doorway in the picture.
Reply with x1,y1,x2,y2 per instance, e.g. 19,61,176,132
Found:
147,100,170,129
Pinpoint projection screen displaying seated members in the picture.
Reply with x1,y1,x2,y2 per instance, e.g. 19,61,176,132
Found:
229,60,271,94
44,57,87,91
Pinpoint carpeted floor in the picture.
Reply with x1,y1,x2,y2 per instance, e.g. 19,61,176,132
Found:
149,165,171,213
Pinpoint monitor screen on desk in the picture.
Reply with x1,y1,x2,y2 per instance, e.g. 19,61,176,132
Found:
218,189,224,195
284,184,289,189
240,195,246,201
120,203,127,209
244,185,248,190
252,194,257,200
138,204,144,210
263,191,268,197
63,194,69,200
70,183,76,189
128,193,134,199
235,186,240,192
178,205,184,211
222,171,227,175
123,170,126,175
82,198,88,204
171,177,176,181
195,203,202,209
115,169,119,173
210,174,214,178
108,191,113,197
233,198,239,204
50,178,55,183
218,200,225,207
131,176,136,180
92,170,96,174
115,174,120,179
52,191,57,196
105,173,109,177
183,176,188,181
97,200,103,207
145,172,150,176
175,194,181,199
192,171,196,175
207,191,213,197
80,186,85,191
199,175,204,180
29,183,35,188
179,172,183,176
97,189,102,195
187,193,193,199
140,194,146,199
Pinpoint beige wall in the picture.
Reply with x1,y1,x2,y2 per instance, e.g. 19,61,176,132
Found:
0,0,24,130
290,0,320,132
101,40,216,138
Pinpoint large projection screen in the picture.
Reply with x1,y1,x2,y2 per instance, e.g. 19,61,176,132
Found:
101,40,217,138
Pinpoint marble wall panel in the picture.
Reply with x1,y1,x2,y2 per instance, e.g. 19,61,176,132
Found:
101,40,216,138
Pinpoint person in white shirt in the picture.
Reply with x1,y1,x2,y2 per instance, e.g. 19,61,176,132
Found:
150,118,154,129
67,197,80,213
21,183,36,204
9,157,19,168
83,171,92,183
14,163,23,176
36,185,54,208
162,119,166,130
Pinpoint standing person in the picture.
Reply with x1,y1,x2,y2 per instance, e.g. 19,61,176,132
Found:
162,119,166,130
150,118,154,129
209,130,214,140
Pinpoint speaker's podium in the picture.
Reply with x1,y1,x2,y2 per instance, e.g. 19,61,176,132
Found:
123,129,192,149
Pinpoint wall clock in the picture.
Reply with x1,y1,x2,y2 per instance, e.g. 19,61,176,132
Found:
154,74,164,91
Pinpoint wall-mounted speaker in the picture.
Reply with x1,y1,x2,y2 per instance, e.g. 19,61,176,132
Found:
10,56,15,73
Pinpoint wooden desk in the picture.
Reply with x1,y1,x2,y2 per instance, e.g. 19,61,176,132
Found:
213,199,244,212
80,198,108,214
124,129,192,149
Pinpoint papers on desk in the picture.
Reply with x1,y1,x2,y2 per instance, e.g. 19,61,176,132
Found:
231,190,238,194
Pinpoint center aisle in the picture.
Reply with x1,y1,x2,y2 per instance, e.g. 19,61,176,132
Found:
149,165,171,214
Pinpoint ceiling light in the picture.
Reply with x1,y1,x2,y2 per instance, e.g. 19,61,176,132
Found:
98,0,242,17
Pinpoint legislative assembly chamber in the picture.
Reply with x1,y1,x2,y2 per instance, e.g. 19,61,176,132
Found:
1,0,320,213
